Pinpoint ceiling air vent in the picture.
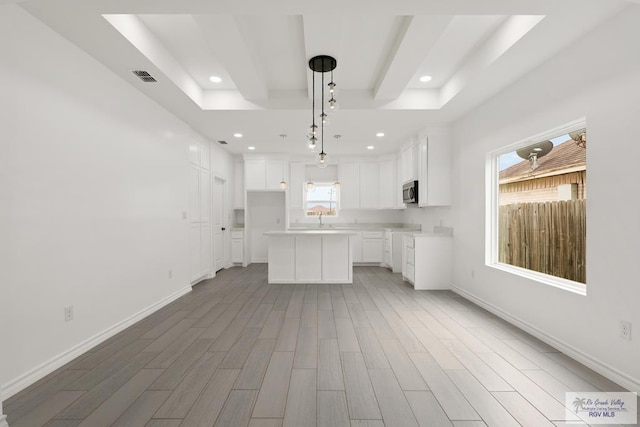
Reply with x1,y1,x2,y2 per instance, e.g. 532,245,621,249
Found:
218,140,228,145
132,70,157,83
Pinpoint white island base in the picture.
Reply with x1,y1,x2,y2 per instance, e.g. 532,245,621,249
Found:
265,230,356,284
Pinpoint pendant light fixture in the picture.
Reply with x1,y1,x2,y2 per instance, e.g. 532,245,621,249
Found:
279,134,287,189
308,55,337,168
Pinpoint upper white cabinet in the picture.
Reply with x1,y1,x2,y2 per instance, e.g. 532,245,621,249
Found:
418,130,452,207
338,160,381,210
245,159,286,191
359,162,379,209
266,160,285,190
233,160,244,209
400,143,418,184
339,162,360,209
378,158,395,209
289,162,305,209
395,153,406,209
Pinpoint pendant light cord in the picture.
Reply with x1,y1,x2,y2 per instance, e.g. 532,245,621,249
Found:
321,65,325,154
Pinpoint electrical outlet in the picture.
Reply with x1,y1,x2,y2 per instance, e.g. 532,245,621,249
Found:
65,306,74,322
620,321,632,340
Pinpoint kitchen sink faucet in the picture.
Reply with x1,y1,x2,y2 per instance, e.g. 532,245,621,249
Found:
318,213,323,227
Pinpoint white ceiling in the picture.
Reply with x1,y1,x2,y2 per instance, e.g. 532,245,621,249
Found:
17,0,630,157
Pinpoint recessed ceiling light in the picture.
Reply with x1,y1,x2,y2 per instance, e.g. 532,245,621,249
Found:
376,132,385,137
419,75,432,83
248,146,255,150
209,75,222,83
234,133,243,138
367,146,375,150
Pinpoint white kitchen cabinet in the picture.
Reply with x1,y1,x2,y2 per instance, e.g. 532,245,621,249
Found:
395,154,406,209
402,234,453,289
245,159,286,190
266,232,353,284
339,162,360,209
295,236,322,281
231,230,244,264
289,162,305,209
400,144,418,184
359,162,379,209
266,160,285,190
418,130,452,207
383,230,390,267
189,141,213,283
362,230,383,262
245,160,266,190
338,160,382,210
233,161,244,209
379,158,395,209
347,230,383,264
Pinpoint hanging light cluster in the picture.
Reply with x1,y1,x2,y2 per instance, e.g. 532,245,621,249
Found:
308,55,338,168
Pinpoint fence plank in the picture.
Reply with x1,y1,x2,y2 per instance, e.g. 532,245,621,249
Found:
498,200,586,283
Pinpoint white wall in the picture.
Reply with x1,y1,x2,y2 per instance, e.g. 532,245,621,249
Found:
402,205,452,233
450,6,640,390
0,4,234,403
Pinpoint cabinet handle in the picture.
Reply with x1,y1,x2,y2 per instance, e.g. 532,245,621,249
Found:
221,227,226,231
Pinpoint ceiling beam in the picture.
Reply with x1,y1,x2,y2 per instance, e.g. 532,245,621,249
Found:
193,15,268,101
440,14,544,107
104,14,203,106
374,15,453,101
302,14,343,101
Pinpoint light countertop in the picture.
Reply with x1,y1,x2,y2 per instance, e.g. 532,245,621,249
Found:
264,230,358,236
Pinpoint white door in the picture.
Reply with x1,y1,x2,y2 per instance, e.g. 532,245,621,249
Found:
213,177,225,272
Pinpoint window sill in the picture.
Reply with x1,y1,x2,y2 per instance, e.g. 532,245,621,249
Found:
487,262,586,296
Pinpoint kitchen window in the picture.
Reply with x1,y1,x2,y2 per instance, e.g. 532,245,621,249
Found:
486,119,587,294
304,182,339,217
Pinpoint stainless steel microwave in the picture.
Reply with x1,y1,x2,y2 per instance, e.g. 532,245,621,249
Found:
402,180,418,204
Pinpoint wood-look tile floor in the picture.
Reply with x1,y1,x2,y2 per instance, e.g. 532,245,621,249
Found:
4,265,636,427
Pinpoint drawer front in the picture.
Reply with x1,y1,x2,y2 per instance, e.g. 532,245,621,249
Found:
405,235,415,248
362,230,383,239
231,231,244,239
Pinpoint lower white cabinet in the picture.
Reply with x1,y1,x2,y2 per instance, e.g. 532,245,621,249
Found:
383,230,391,267
231,230,244,264
362,230,383,263
350,230,383,264
402,233,452,289
266,232,353,283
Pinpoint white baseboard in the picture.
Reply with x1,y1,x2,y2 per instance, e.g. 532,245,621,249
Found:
451,284,640,392
1,285,192,400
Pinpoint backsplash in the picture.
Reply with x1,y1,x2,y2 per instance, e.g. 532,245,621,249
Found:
289,208,404,225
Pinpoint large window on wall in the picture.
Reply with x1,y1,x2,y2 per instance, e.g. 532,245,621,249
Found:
487,119,587,294
305,182,339,216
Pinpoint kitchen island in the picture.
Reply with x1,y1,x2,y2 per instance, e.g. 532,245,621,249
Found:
264,230,357,284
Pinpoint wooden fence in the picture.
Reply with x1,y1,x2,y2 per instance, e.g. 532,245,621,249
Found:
498,200,586,283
